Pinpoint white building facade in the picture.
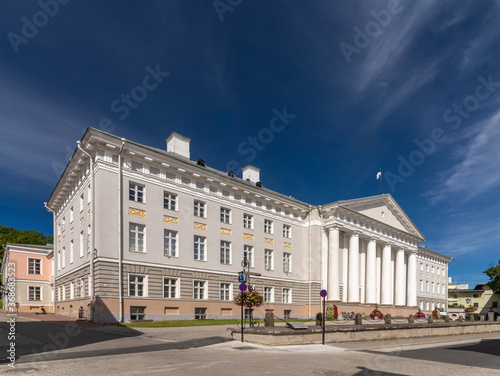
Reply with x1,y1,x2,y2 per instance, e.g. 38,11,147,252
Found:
46,128,452,322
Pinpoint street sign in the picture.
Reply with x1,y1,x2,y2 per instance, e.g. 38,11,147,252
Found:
238,273,245,283
243,271,262,276
320,289,327,297
239,283,247,292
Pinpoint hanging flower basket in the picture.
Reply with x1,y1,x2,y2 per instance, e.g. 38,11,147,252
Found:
464,306,477,313
370,309,383,319
415,311,426,318
234,290,263,308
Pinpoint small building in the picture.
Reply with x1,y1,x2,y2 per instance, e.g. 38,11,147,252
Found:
448,283,500,319
1,243,54,313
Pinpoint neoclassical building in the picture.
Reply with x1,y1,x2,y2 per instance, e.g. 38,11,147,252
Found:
46,128,452,322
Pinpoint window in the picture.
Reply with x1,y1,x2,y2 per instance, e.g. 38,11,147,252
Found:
420,280,423,292
426,281,429,293
432,266,435,274
473,293,479,298
129,182,145,203
195,307,207,320
432,282,435,293
194,200,206,217
452,294,458,299
264,249,274,271
420,263,423,271
163,278,178,298
57,250,61,271
283,252,292,273
70,282,74,299
426,265,429,272
28,258,41,275
130,306,146,320
164,230,178,257
78,279,84,298
436,283,440,294
62,247,66,268
28,286,41,301
129,223,145,252
194,236,206,261
284,310,291,319
283,224,291,238
57,286,61,301
473,302,479,308
243,245,254,267
493,302,498,308
87,185,91,204
80,194,84,212
163,192,177,210
264,286,274,303
220,207,231,224
193,280,207,299
70,206,74,223
243,214,253,229
220,240,231,265
437,268,440,275
129,275,146,297
70,240,74,264
220,282,231,301
62,285,66,300
282,288,291,303
80,231,84,258
264,219,273,234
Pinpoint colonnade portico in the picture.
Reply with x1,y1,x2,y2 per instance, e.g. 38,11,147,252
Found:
324,226,418,308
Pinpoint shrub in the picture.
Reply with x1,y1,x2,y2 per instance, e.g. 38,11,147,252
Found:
415,311,426,318
370,309,383,319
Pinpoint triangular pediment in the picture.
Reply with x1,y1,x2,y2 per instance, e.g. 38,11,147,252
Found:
335,194,424,240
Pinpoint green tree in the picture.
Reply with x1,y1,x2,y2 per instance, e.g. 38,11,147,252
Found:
484,260,500,294
0,225,53,260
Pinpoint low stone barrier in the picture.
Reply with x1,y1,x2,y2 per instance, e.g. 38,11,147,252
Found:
227,322,500,346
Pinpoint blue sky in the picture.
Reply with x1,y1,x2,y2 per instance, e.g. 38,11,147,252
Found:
1,0,499,286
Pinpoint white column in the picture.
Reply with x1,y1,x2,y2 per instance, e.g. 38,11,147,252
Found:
381,244,392,305
395,249,406,306
407,251,417,307
365,239,377,304
348,233,360,303
321,230,328,289
359,243,366,304
327,227,340,301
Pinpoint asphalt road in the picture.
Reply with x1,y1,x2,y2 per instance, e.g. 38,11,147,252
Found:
1,315,499,376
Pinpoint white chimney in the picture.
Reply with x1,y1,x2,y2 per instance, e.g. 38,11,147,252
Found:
166,132,191,159
242,165,260,183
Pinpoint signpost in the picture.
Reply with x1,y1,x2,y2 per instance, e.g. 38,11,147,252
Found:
320,289,327,345
239,282,247,342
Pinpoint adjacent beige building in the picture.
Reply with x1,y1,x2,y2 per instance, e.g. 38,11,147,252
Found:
46,128,453,322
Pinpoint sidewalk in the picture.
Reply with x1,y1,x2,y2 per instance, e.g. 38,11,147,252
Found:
0,309,112,328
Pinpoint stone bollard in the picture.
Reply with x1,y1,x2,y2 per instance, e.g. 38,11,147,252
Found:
384,314,391,324
480,315,485,322
428,315,434,323
469,315,475,322
316,312,323,326
497,316,500,322
488,312,494,322
355,313,363,325
408,314,414,324
264,309,274,327
458,316,464,322
444,316,450,323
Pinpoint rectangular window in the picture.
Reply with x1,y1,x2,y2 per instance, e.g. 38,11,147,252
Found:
87,185,91,204
194,236,206,261
70,240,74,264
243,214,253,229
473,293,479,298
80,194,84,213
420,263,423,271
70,282,74,299
437,268,440,275
163,191,177,210
163,278,178,298
57,251,61,271
164,230,178,257
220,240,231,265
194,200,206,217
264,249,273,271
195,307,207,320
283,224,291,238
129,182,145,203
436,283,440,294
130,306,146,320
78,279,84,298
426,265,429,272
243,245,254,267
129,275,145,297
57,286,61,301
264,286,274,303
264,219,273,234
28,286,41,301
283,252,292,273
426,281,429,293
282,288,291,304
220,282,231,301
432,282,435,293
79,231,84,258
284,310,291,319
70,206,74,223
28,258,41,275
493,302,499,308
220,207,231,224
420,280,423,292
62,247,66,268
129,223,145,252
432,266,435,274
473,302,479,308
193,280,207,299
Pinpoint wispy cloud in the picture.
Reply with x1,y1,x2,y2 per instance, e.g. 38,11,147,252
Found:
424,109,500,203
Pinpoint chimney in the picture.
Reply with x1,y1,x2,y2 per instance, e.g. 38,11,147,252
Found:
166,132,191,159
242,165,260,183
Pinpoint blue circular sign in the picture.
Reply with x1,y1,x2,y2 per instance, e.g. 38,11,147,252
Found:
239,283,247,292
320,289,327,297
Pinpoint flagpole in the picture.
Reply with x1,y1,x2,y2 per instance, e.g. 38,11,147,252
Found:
380,168,382,195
